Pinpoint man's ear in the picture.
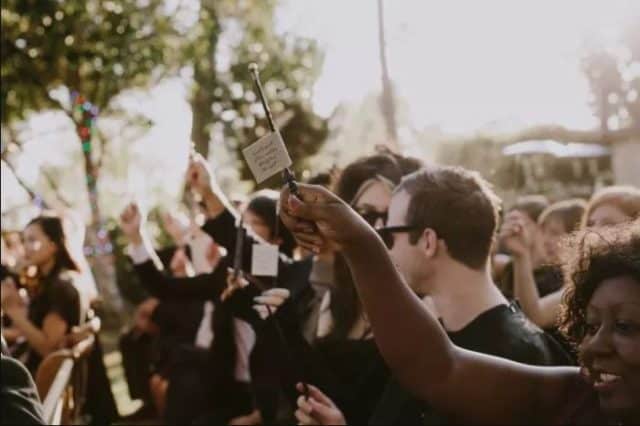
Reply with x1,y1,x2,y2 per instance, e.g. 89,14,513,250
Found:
421,228,439,259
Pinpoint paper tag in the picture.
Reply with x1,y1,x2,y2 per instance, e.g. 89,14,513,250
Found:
251,244,279,277
242,131,293,184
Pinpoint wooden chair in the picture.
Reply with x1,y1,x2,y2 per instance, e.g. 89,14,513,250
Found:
66,318,100,424
35,349,74,425
64,316,101,348
35,327,98,425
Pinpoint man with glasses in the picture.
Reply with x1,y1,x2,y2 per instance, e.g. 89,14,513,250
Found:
289,165,572,425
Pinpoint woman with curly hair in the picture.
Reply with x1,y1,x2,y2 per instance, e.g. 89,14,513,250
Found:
282,183,639,424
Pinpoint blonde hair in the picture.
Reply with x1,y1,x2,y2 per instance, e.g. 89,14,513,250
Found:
583,186,640,228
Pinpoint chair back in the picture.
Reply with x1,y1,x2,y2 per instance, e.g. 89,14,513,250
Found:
35,350,74,425
35,329,98,425
66,318,100,424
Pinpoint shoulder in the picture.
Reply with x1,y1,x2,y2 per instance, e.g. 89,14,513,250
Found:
1,355,45,425
47,270,81,307
497,304,573,365
51,270,80,293
1,355,34,385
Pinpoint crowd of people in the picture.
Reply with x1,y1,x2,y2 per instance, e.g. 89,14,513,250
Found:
1,148,639,425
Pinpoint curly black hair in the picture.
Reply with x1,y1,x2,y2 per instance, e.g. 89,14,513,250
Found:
559,220,640,346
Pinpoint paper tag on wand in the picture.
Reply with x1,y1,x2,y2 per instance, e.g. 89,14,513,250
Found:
251,243,279,277
242,131,293,184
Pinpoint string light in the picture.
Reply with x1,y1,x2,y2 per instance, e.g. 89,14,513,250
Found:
71,92,113,256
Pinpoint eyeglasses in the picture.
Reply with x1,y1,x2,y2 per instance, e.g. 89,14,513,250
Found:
356,209,388,228
376,225,421,249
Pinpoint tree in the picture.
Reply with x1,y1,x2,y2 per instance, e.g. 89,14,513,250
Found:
1,0,178,318
582,19,640,135
186,1,328,185
377,0,399,151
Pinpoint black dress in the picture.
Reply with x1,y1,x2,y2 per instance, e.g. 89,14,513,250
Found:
313,337,389,425
21,269,82,374
266,294,390,425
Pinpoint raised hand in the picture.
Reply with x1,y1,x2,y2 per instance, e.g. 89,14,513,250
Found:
253,288,290,320
119,202,144,245
221,268,250,302
160,211,190,245
133,297,160,335
186,153,213,196
279,183,372,254
1,277,27,320
295,383,347,425
187,227,219,274
499,210,532,259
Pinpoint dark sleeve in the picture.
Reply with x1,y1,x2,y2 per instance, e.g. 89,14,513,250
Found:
279,257,314,304
133,258,229,301
49,278,81,328
260,300,341,407
201,209,238,251
150,300,205,337
202,209,294,274
1,355,45,425
224,286,263,329
156,245,185,268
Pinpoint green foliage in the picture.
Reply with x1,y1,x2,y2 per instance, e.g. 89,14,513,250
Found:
2,0,328,196
582,17,640,130
187,1,328,186
1,0,177,123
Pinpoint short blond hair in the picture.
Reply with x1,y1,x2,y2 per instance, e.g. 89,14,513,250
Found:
583,186,640,228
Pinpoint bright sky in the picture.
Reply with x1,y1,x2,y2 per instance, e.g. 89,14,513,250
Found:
277,0,639,133
3,0,639,222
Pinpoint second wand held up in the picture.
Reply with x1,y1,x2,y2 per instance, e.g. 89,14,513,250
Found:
246,63,299,196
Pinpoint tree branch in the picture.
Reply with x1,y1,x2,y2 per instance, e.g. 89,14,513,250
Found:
0,157,38,203
2,126,71,209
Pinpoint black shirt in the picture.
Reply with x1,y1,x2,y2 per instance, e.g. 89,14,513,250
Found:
498,262,563,300
447,303,570,366
23,270,81,373
369,302,572,425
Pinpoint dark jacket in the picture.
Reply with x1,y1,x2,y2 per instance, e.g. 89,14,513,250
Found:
1,355,45,425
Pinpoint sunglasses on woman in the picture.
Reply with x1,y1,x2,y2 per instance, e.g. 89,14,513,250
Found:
376,225,421,249
356,209,388,228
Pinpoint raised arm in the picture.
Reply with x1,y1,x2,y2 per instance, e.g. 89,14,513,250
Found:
188,154,287,261
501,211,562,328
187,153,228,220
280,184,579,424
120,202,229,300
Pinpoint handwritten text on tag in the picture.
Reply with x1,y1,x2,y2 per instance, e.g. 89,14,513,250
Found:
242,131,293,184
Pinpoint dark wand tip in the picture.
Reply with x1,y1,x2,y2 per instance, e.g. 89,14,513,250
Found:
284,168,299,196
